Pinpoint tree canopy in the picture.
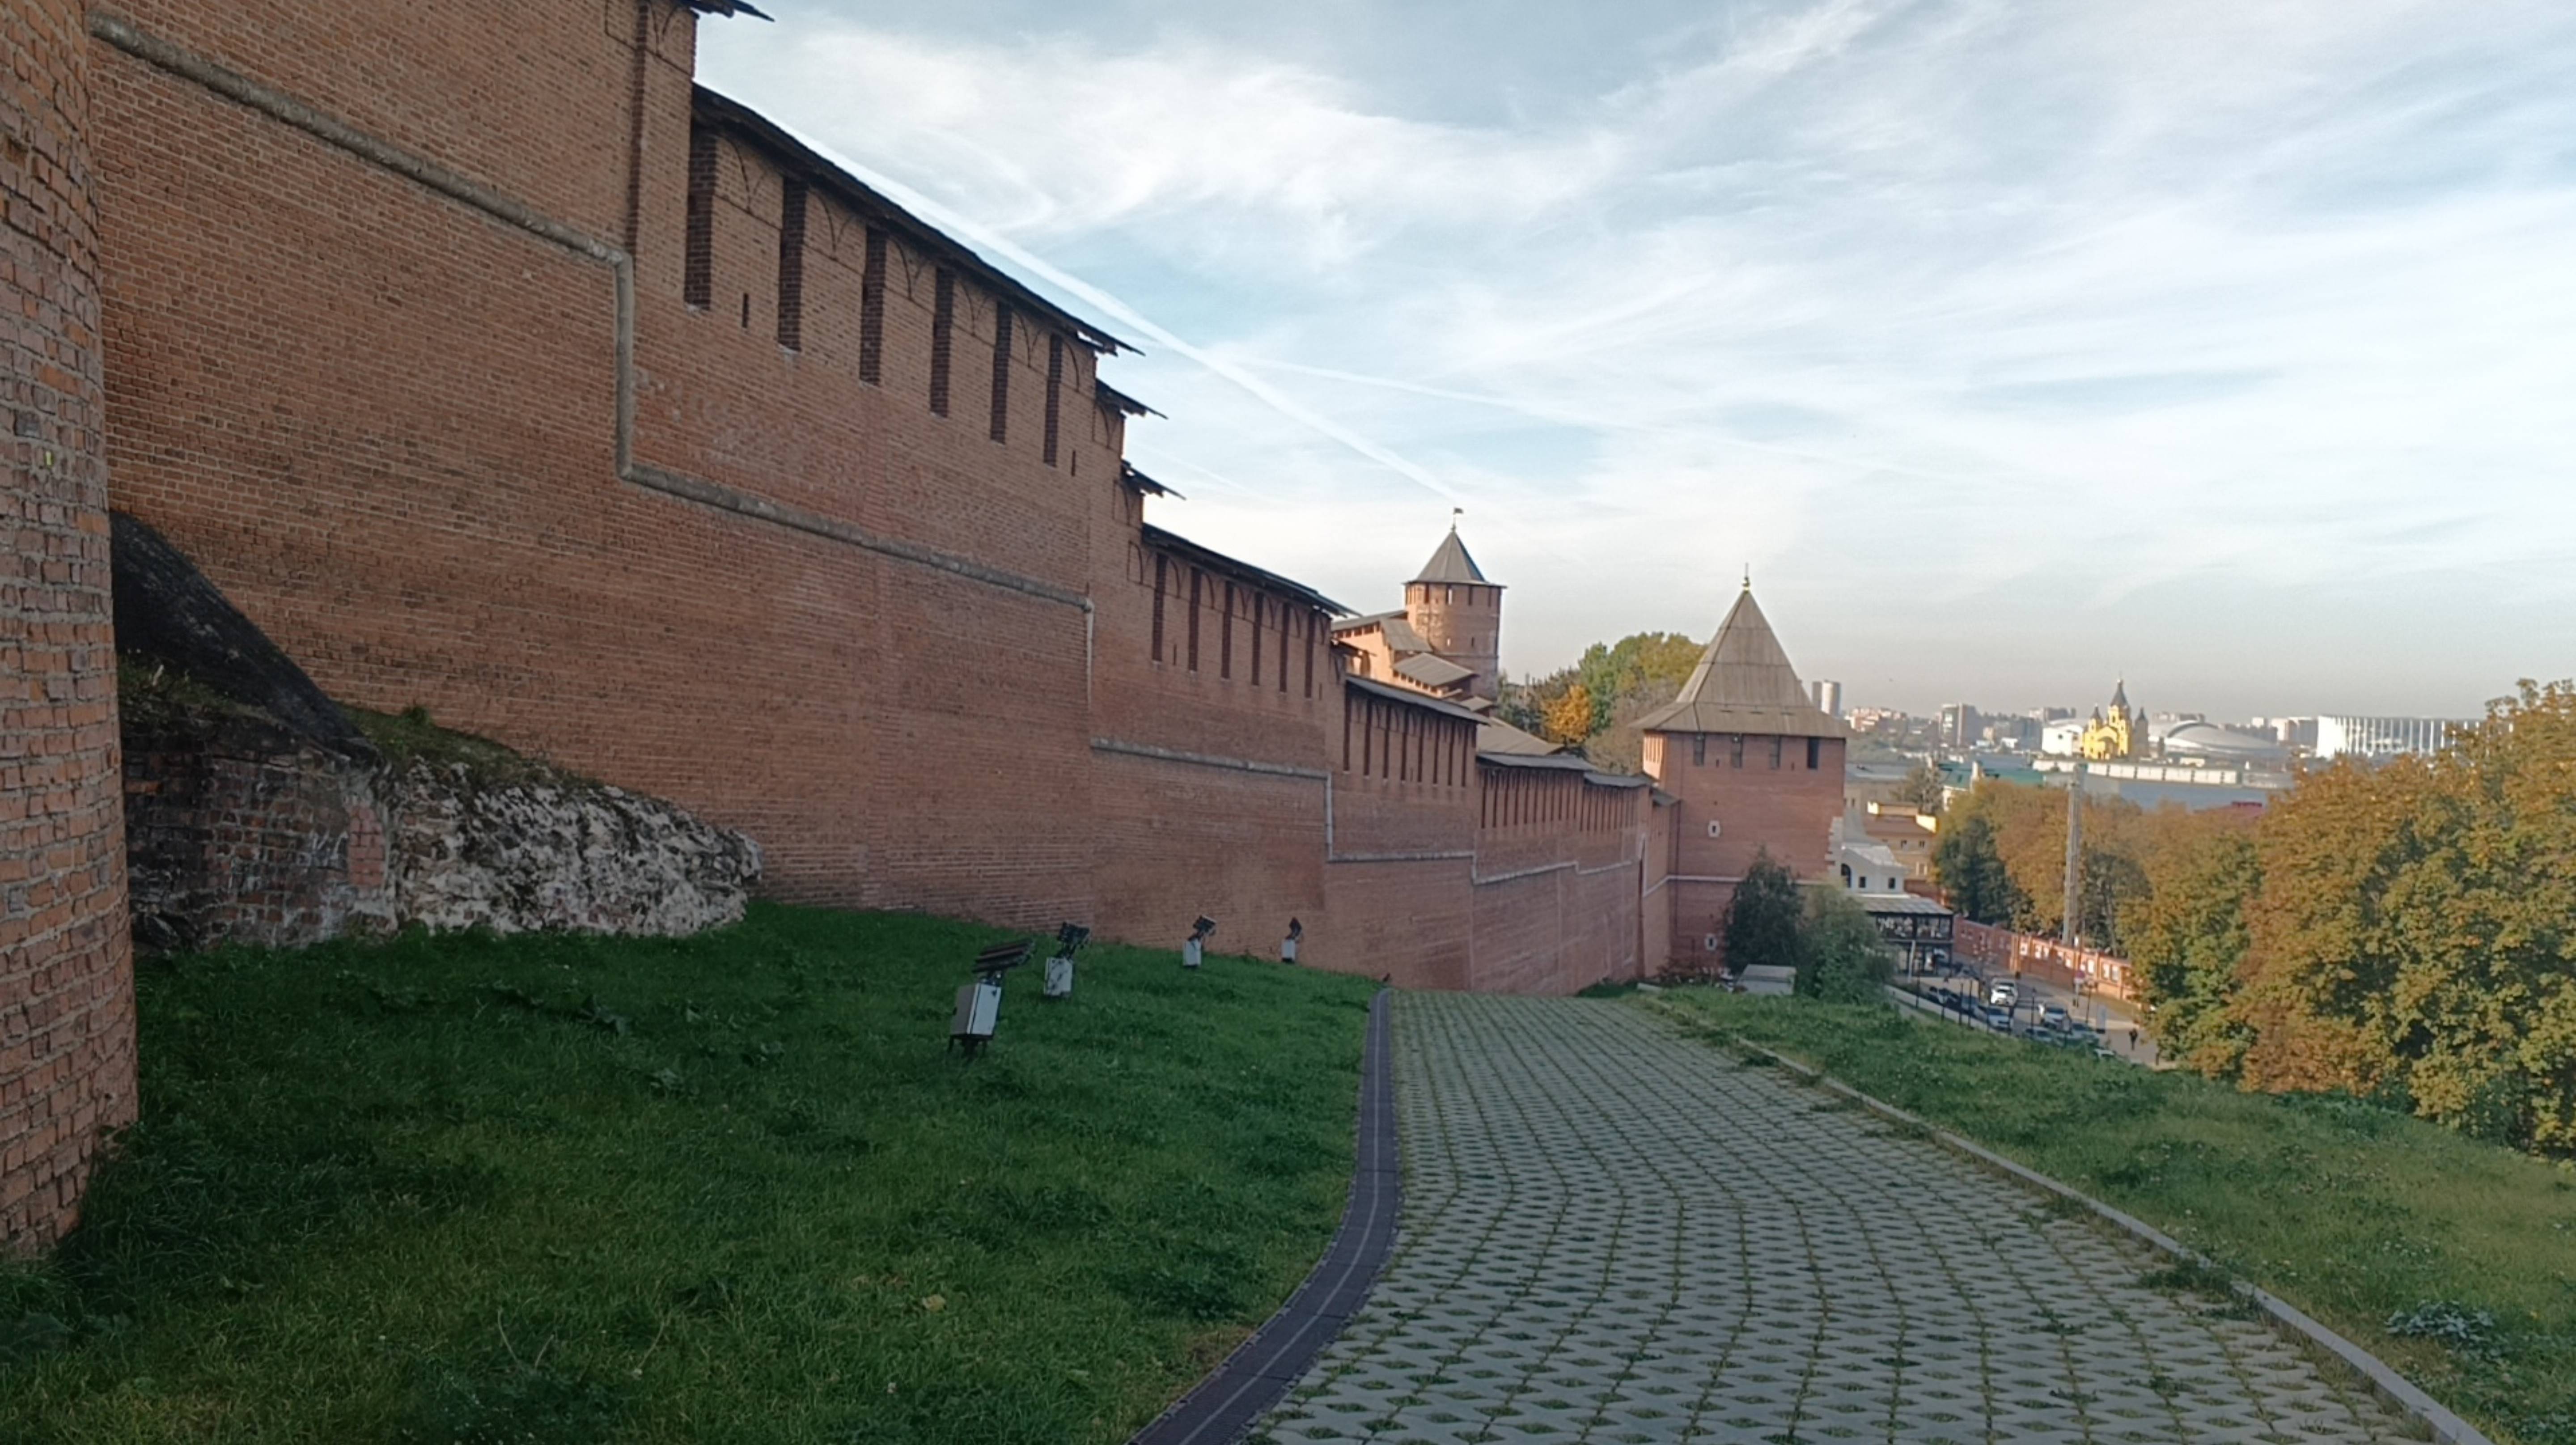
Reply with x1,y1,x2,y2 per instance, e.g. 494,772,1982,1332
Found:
1500,631,1702,771
1894,761,1947,816
2224,683,2576,1151
1929,812,2023,926
1797,890,1896,1004
1971,680,2576,1156
1723,849,1806,974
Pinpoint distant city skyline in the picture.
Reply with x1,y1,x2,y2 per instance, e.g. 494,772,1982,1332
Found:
703,0,2576,721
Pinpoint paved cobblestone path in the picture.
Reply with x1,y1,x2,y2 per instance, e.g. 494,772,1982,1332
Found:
1254,995,2412,1445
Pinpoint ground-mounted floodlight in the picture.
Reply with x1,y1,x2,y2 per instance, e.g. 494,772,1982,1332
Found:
1183,915,1216,970
1042,922,1090,1000
951,939,1033,1057
1281,917,1303,964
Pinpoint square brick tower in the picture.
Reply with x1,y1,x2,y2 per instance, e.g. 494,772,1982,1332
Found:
1404,526,1503,701
1637,586,1847,975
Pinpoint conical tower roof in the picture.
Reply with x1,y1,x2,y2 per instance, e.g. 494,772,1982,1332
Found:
1635,588,1847,737
1412,527,1491,585
2109,677,2130,711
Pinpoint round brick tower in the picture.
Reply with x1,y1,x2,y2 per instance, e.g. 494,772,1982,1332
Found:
1404,526,1503,700
3,0,137,1253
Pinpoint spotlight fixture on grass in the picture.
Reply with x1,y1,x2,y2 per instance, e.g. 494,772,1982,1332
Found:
1281,917,1303,964
950,938,1033,1057
1183,915,1216,970
1042,922,1089,1000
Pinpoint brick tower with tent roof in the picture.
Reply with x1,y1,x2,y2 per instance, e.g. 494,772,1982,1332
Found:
1636,583,1849,976
1402,524,1503,702
1332,521,1507,706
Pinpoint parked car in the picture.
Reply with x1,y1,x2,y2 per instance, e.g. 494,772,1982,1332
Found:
2040,1004,2072,1029
1982,1008,2014,1032
1987,979,2020,1008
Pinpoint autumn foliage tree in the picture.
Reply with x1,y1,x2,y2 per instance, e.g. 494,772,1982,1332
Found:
1539,682,1597,746
2226,683,2576,1151
1503,631,1703,769
2124,824,2260,1075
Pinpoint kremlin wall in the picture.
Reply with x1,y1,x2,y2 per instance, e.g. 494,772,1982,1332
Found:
1,0,1849,1248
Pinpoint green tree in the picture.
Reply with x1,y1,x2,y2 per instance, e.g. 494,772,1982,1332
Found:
1894,760,1947,816
1798,890,1895,1003
1724,849,1806,974
1931,812,2024,925
1500,631,1705,766
2125,826,2260,1075
1575,631,1703,729
2073,842,2150,953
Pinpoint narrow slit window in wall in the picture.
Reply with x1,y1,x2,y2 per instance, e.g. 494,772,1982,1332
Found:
1731,735,1746,767
929,270,955,416
1302,613,1314,697
1250,597,1264,684
1807,736,1821,769
1187,570,1202,671
1693,735,1707,767
775,178,807,350
858,228,887,383
1770,736,1784,768
1220,584,1235,678
683,122,717,308
988,306,1012,442
1151,555,1167,661
1042,335,1064,465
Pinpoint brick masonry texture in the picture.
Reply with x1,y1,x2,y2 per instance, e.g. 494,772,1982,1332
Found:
3,0,1856,1242
121,701,394,953
1648,731,1848,976
1,0,136,1253
69,0,1745,999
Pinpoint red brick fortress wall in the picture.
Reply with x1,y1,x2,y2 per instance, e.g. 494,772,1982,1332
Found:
71,0,1667,1010
1086,519,1333,957
1,0,136,1252
83,2,1117,919
1468,764,1649,992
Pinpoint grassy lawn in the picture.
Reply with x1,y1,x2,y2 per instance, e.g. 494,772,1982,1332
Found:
0,905,1380,1444
1646,989,2576,1445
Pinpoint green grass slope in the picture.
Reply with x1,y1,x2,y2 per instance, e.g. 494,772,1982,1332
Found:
1650,991,2576,1445
0,905,1379,1444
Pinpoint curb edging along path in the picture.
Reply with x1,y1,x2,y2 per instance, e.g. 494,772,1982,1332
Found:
1128,987,1400,1445
1684,1013,2495,1445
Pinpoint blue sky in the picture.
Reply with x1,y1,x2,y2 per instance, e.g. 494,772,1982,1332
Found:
700,0,2576,721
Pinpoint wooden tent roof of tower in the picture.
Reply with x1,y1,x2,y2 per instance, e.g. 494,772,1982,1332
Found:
1635,587,1849,738
1412,528,1492,585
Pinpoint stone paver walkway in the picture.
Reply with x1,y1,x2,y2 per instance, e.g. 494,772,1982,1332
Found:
1254,995,2411,1445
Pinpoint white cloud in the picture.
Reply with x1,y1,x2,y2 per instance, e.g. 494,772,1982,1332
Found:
702,0,2576,717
